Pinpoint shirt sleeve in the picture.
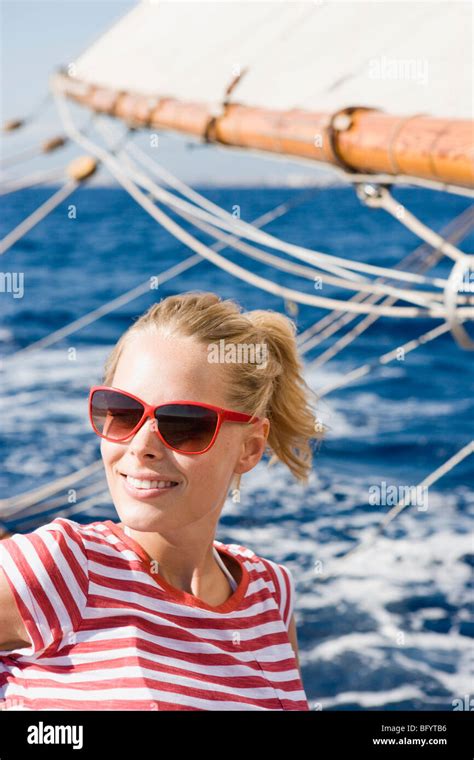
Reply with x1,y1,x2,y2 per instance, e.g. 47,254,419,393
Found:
262,558,295,631
0,518,89,658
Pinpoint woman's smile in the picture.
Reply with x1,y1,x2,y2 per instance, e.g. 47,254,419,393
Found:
119,471,181,500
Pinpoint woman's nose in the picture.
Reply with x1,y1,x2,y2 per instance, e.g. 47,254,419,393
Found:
129,414,167,458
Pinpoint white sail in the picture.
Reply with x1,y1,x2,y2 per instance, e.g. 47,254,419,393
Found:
70,0,472,120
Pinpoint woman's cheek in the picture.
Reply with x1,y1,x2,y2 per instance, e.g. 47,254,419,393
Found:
101,438,115,463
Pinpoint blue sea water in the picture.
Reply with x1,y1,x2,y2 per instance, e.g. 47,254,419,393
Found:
0,184,473,710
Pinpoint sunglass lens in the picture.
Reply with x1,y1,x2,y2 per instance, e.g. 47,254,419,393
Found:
91,390,144,440
156,405,218,452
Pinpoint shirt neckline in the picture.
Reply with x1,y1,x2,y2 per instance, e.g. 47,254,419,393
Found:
104,520,250,613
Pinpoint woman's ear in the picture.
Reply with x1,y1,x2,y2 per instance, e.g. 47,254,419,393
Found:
236,418,270,475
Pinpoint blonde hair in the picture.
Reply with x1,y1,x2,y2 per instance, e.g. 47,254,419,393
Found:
103,292,324,484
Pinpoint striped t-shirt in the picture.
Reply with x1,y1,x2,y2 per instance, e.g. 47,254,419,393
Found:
0,518,309,710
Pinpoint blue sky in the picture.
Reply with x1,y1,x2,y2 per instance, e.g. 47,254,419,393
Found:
0,0,331,186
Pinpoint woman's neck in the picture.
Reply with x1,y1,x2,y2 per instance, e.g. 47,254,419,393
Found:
118,522,239,604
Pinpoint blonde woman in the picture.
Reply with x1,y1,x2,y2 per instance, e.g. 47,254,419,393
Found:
0,292,320,710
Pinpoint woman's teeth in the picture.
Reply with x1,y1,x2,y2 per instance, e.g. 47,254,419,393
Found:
126,476,177,490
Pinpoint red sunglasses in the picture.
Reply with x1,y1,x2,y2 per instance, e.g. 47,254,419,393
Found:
88,385,261,455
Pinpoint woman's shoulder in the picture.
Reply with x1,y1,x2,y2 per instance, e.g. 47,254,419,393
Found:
1,518,116,555
214,539,296,627
37,516,118,538
214,538,291,573
0,518,93,657
214,539,295,593
0,517,84,548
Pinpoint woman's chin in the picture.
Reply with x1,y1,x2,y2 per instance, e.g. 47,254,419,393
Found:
115,499,169,528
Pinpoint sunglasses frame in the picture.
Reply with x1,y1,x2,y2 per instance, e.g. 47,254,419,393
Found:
88,385,262,455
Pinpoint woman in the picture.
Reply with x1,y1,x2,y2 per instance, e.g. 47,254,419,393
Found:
0,292,320,710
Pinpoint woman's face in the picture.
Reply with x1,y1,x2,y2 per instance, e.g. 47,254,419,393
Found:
100,329,269,535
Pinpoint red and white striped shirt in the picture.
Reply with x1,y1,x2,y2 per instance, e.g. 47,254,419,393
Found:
0,518,309,710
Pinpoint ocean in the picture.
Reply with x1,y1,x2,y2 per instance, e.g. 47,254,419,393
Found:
1,184,473,710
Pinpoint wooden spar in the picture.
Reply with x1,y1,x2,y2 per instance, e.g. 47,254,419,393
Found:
51,71,474,189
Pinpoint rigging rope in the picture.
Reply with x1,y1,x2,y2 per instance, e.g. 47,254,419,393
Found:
53,93,473,320
0,461,104,514
95,120,365,285
444,254,474,349
97,120,474,332
0,162,323,364
93,118,474,357
107,149,449,310
115,141,453,289
0,166,68,195
9,491,113,533
0,136,67,170
315,321,452,397
93,117,458,290
5,481,108,526
334,439,474,564
305,213,474,365
5,116,469,366
110,143,455,310
0,180,80,256
1,256,202,363
356,183,467,263
0,115,112,256
297,207,474,354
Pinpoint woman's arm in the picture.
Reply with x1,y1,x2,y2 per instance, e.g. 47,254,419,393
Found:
0,567,30,651
287,612,302,677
